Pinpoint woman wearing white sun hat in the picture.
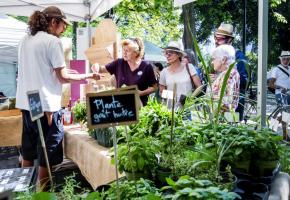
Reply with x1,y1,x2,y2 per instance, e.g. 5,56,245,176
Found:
159,41,202,103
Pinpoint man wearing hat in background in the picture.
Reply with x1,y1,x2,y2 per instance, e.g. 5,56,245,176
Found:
16,6,101,190
268,51,290,141
214,23,248,121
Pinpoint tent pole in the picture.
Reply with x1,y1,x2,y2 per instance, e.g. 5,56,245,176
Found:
86,19,91,47
257,0,268,127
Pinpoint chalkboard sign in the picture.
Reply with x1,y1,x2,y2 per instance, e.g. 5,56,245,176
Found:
27,90,43,121
86,88,139,128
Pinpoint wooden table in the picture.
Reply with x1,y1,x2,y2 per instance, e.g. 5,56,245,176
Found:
64,125,122,189
0,109,22,147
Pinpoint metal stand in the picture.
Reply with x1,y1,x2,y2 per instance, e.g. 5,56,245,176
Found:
112,126,120,200
36,119,53,186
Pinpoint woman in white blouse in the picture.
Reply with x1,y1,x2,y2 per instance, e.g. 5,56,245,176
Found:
159,41,201,102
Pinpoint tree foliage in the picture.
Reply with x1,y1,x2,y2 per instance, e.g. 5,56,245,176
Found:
182,0,290,65
113,0,182,47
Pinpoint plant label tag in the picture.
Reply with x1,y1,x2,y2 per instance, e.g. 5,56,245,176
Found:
161,90,168,98
269,117,279,132
224,112,239,122
282,111,290,123
167,90,174,100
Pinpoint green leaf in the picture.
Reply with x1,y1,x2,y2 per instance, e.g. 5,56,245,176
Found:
32,192,57,200
165,177,176,187
85,192,102,200
137,157,145,170
235,147,243,155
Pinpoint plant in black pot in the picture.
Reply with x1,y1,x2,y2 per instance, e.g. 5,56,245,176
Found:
155,152,176,186
252,128,282,177
221,126,257,175
113,136,159,181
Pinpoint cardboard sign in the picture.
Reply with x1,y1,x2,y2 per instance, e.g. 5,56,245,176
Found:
27,90,43,121
282,111,290,123
269,117,279,132
161,90,174,99
86,87,139,128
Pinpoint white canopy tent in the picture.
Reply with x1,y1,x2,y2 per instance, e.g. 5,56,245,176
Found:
0,0,123,47
0,0,122,22
144,41,166,62
0,0,123,97
0,15,27,64
0,15,27,97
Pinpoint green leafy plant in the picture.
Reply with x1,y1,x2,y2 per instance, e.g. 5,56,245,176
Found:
114,137,159,174
15,174,93,200
71,102,87,124
104,178,161,200
161,175,240,200
130,99,182,138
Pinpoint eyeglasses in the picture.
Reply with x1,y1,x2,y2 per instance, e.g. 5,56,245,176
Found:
211,57,219,62
164,50,176,57
214,36,226,41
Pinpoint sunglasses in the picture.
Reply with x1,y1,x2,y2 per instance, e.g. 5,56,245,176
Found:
214,36,226,41
128,38,141,51
164,50,177,56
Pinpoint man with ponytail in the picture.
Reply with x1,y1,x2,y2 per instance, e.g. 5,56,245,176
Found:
16,6,101,190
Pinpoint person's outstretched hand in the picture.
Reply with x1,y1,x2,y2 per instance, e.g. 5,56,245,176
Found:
89,72,103,81
91,63,100,73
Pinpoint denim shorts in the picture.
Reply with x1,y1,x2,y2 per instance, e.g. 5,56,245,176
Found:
275,93,290,106
21,110,64,167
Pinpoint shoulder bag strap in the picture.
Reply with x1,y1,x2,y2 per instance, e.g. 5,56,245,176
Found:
185,63,195,90
277,65,290,77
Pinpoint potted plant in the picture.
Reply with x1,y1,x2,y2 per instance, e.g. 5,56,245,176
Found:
161,175,240,200
113,137,159,180
252,128,281,177
95,127,113,147
71,101,87,129
221,125,257,174
104,178,161,199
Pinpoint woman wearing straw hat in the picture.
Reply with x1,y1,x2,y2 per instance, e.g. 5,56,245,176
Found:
159,41,202,103
214,23,248,121
92,37,157,106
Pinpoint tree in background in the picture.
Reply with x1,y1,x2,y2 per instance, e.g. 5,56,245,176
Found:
181,0,289,66
114,0,182,47
13,0,289,66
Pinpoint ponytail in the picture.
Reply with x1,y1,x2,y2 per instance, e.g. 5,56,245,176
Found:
28,11,49,35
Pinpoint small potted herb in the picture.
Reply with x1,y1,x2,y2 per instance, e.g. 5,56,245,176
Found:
71,101,87,129
252,128,281,177
113,137,159,180
95,128,113,147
